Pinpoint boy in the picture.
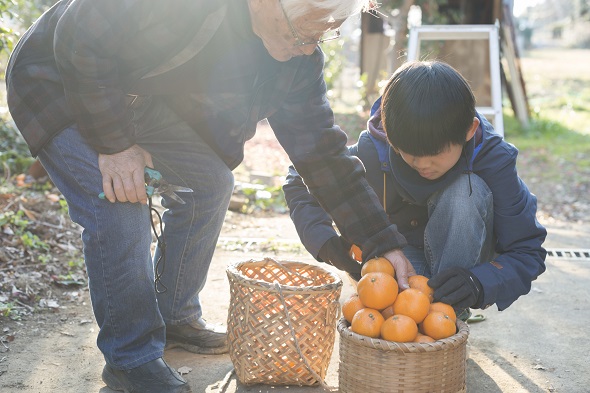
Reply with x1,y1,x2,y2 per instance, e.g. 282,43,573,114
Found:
283,60,547,316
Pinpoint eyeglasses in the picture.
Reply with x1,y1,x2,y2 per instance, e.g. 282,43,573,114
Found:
278,0,341,47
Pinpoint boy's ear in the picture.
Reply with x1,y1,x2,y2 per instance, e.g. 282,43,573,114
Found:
465,117,480,142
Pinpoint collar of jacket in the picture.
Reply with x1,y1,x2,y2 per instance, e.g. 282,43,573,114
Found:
366,97,390,171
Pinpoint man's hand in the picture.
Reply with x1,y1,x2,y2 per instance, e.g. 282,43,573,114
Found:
428,267,483,309
382,249,416,290
318,236,362,280
98,145,153,204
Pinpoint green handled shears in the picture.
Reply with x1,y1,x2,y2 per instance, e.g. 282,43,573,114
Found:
98,167,193,204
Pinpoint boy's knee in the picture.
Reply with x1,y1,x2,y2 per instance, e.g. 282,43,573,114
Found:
431,174,492,217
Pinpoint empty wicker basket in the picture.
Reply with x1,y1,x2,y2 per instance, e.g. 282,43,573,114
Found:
338,317,469,393
226,258,343,386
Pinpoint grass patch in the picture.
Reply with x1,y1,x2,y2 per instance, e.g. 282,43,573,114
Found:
505,113,590,161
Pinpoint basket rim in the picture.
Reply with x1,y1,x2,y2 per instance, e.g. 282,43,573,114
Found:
226,258,343,293
337,317,469,353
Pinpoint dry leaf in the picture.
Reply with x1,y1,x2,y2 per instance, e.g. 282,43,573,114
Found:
39,299,60,309
177,366,192,375
19,204,37,221
46,194,61,203
15,173,26,187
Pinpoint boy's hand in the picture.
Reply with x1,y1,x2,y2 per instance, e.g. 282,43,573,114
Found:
383,249,416,290
428,267,483,309
318,236,362,280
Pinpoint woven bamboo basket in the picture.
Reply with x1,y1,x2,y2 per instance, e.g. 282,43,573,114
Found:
338,317,469,393
226,258,343,386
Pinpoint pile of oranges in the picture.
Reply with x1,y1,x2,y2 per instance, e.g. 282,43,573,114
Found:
342,256,457,343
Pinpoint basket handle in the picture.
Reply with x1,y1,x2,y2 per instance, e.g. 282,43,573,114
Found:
274,282,337,391
327,300,341,326
265,258,317,285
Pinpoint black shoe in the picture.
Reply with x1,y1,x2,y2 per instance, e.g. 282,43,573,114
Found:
166,318,228,354
102,357,191,393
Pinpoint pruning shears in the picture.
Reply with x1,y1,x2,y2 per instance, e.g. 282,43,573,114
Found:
98,167,193,204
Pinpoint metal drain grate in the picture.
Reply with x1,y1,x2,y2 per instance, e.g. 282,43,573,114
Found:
546,248,590,260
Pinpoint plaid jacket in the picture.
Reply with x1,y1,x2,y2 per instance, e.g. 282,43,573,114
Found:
6,0,407,258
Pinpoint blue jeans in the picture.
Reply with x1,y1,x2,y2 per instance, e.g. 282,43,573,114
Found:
403,174,495,278
37,97,234,369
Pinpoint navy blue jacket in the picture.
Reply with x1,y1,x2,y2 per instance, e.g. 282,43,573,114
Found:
284,98,547,311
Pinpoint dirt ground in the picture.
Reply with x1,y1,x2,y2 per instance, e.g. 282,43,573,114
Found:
2,48,590,392
2,129,590,392
1,212,589,392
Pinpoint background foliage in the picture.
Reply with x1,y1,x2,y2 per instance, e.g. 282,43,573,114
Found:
0,0,58,177
1,0,53,58
1,1,589,190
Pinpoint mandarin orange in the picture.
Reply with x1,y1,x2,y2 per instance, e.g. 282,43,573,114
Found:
380,314,418,342
360,257,395,277
413,333,436,343
351,308,384,338
422,311,456,340
392,288,430,324
408,274,434,303
342,293,365,324
429,302,457,323
357,272,398,310
349,244,363,262
381,304,395,320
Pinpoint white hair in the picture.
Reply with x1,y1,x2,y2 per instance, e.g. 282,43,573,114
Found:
281,0,374,23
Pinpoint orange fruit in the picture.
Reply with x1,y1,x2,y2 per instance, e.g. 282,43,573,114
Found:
413,333,436,343
392,288,430,324
350,308,384,338
408,275,434,303
342,293,364,324
429,302,457,322
381,304,395,320
361,257,395,277
380,315,418,342
357,272,398,310
349,244,362,262
422,311,456,340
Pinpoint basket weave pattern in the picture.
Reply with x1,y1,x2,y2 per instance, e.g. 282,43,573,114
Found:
226,258,343,386
338,317,469,393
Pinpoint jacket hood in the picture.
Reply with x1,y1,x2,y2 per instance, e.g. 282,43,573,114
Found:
367,96,388,143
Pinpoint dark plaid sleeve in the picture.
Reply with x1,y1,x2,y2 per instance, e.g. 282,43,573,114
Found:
52,0,149,153
53,0,210,154
268,49,407,261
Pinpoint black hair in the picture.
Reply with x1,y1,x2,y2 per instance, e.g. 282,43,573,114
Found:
381,61,476,156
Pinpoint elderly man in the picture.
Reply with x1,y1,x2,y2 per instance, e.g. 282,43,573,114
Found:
5,0,414,392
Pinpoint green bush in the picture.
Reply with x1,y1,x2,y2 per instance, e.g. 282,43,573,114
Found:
0,116,33,176
322,38,345,93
